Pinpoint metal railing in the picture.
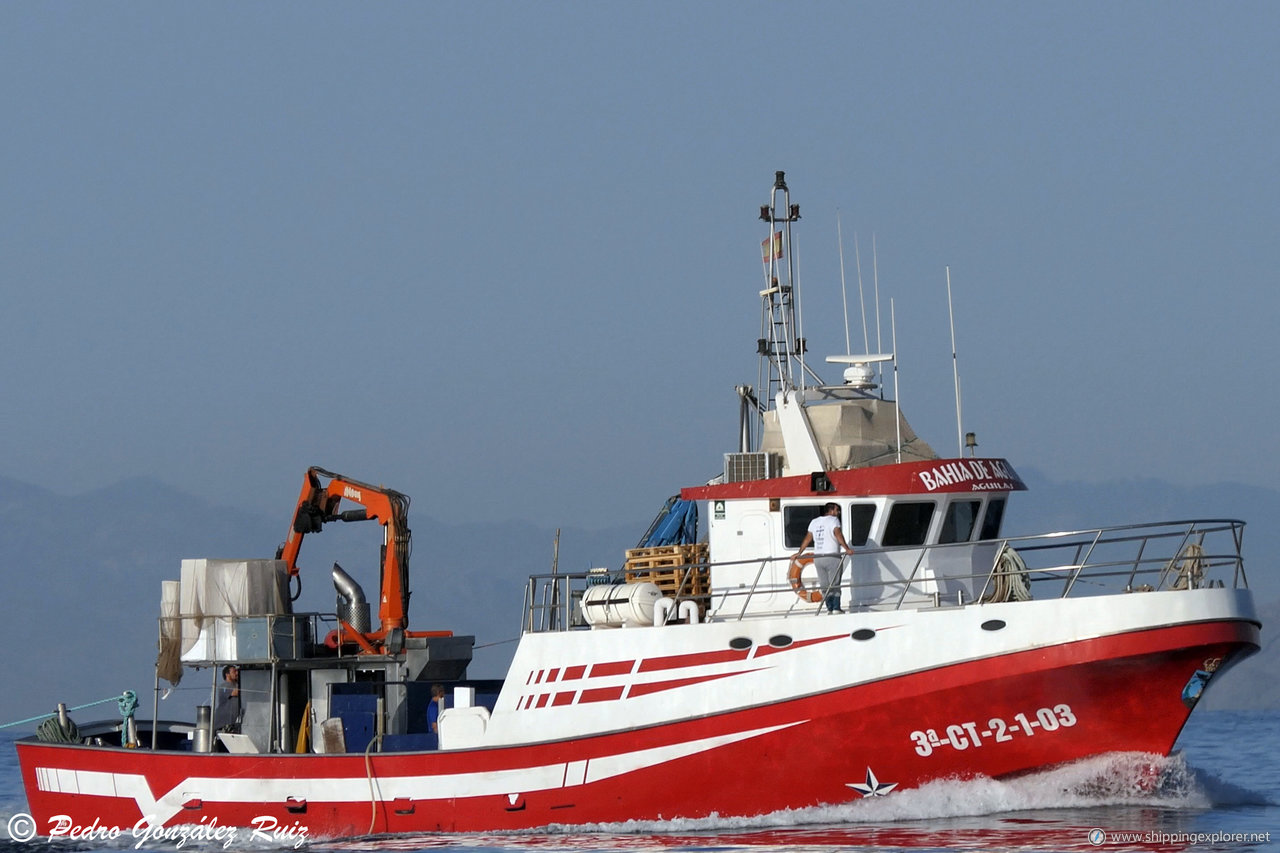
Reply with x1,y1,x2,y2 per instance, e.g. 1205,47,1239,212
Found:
522,519,1247,632
156,611,358,667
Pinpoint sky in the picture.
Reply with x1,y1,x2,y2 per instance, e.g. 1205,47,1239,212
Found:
1,2,1277,533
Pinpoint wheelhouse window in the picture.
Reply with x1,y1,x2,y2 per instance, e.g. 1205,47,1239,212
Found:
979,497,1007,540
783,505,824,548
846,504,876,546
940,500,981,544
882,501,936,547
783,502,877,548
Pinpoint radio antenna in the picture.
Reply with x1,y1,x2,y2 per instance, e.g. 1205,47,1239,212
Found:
946,266,964,457
855,232,870,354
837,210,852,355
890,298,902,463
872,233,883,392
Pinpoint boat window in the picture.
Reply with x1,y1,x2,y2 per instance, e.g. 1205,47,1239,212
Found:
783,505,824,548
882,501,936,547
940,500,981,544
846,503,876,546
979,498,1007,540
783,503,877,548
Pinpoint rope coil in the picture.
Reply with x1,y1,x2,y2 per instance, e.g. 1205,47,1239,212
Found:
36,715,80,744
0,692,136,740
982,545,1032,603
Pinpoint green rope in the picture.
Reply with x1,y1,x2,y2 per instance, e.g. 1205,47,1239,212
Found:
36,716,79,744
0,693,134,731
118,690,139,720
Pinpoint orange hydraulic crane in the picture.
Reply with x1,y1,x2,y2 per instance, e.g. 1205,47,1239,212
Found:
277,467,413,653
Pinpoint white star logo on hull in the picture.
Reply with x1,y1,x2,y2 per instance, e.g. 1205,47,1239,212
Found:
847,766,897,797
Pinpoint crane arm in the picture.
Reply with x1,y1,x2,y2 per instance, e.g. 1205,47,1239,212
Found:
277,466,412,636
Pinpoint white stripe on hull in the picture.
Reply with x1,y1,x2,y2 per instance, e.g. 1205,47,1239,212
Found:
37,721,801,825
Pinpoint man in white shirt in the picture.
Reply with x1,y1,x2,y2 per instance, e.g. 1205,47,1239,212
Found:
795,502,855,613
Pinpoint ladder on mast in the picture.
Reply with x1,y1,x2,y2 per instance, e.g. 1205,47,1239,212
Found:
754,171,804,445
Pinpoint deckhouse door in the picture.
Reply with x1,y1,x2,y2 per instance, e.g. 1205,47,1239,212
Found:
711,510,781,617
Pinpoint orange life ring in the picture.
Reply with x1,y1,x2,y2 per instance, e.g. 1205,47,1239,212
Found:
788,554,823,603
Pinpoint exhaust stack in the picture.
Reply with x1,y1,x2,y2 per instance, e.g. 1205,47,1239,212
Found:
332,562,371,633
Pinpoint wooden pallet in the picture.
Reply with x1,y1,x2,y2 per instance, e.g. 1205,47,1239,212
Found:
624,543,708,572
624,543,707,560
625,554,691,572
624,543,711,619
624,565,710,596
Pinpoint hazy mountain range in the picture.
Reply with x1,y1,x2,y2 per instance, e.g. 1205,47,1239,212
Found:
0,470,1274,731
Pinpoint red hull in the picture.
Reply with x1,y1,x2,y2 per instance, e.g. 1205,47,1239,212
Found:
17,619,1258,838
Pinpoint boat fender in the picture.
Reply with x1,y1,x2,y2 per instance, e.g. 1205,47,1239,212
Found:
788,554,823,603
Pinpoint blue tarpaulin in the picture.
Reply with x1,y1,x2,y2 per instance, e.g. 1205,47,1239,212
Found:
637,497,698,547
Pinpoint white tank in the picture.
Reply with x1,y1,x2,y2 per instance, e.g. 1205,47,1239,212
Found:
580,582,664,628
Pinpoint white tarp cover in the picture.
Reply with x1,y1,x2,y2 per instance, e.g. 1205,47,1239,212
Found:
175,559,291,664
761,397,938,473
156,580,183,685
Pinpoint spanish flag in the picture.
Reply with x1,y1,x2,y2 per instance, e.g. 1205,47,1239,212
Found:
761,231,783,263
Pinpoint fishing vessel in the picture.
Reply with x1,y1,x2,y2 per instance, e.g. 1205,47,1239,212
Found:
15,172,1260,839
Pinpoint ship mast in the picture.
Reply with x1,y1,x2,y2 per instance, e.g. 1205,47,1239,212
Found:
741,171,828,474
740,171,904,474
754,171,804,441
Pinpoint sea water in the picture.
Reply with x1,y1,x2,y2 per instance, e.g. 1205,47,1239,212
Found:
1,710,1276,853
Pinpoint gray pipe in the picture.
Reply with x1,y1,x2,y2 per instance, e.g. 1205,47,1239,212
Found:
194,705,212,753
332,562,371,633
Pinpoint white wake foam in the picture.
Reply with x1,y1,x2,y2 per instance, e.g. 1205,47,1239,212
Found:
566,750,1214,834
313,751,1269,851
